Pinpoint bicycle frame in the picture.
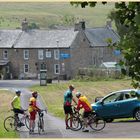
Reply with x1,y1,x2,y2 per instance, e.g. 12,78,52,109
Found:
67,107,106,131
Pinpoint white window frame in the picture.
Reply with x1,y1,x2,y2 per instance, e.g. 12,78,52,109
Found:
46,50,51,58
38,49,44,60
24,49,29,60
54,64,60,74
24,64,29,73
54,49,60,60
3,50,8,59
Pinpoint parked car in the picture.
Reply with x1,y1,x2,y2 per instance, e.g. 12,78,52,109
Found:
91,89,140,122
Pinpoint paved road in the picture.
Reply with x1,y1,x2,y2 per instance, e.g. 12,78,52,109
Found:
1,80,140,138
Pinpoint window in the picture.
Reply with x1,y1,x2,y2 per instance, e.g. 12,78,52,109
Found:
103,93,122,104
54,49,60,60
40,63,46,70
24,49,29,60
46,50,51,58
3,50,8,59
54,64,60,74
38,50,44,60
24,64,29,73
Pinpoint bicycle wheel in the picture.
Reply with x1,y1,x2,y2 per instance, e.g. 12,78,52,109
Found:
25,115,30,130
67,117,82,131
38,118,41,134
4,116,17,131
89,116,106,131
41,118,44,132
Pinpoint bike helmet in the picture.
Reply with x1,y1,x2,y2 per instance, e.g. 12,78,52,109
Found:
69,85,75,90
76,92,81,98
32,91,38,97
15,90,21,94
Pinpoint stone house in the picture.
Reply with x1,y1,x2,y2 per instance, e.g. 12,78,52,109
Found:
0,20,120,80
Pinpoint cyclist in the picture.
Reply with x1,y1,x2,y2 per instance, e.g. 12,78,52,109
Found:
11,90,25,126
28,91,40,133
76,92,92,132
63,85,77,129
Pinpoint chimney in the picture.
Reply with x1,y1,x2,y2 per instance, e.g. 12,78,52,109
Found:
21,18,28,31
74,20,86,31
106,20,112,28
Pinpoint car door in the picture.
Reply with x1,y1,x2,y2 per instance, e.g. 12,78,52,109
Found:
96,92,123,118
114,91,137,117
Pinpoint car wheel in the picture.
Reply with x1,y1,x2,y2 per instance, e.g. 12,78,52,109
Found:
134,109,140,121
104,118,114,123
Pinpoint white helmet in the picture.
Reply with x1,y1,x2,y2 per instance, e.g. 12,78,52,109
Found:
76,92,81,98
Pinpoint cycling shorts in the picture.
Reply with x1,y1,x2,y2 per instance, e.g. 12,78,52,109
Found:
63,105,73,115
83,111,92,118
13,108,24,114
30,111,37,120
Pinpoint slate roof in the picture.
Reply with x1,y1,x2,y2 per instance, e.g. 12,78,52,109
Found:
0,27,119,49
85,27,120,47
0,30,22,48
0,29,78,49
15,30,78,49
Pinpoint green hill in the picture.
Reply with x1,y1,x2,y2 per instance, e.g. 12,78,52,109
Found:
0,2,115,29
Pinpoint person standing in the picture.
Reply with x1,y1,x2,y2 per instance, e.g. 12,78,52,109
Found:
28,91,40,133
76,92,92,132
63,85,77,129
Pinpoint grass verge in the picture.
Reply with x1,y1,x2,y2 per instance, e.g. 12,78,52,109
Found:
0,90,19,138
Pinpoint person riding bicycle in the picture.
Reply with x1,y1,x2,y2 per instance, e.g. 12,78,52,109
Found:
76,92,92,132
28,91,40,133
63,85,77,129
11,90,25,126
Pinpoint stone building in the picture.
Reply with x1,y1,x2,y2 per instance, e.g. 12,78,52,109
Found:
0,20,120,80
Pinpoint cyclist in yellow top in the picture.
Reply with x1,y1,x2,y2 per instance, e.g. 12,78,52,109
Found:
76,92,92,132
11,90,25,126
28,91,40,133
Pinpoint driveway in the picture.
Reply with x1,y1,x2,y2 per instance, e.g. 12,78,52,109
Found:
1,80,140,138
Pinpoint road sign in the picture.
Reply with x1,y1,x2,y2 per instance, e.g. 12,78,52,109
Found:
114,50,121,56
60,53,71,59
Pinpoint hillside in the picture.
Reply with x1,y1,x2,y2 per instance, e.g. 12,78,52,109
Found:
0,2,115,29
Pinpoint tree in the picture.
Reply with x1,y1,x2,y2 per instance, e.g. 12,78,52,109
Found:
71,2,140,88
28,22,40,29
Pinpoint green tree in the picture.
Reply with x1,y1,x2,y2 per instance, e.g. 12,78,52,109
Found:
71,2,140,88
28,22,40,29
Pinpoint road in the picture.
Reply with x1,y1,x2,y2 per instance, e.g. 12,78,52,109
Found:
1,80,140,138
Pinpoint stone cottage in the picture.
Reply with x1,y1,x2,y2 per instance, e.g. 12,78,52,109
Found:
0,20,120,80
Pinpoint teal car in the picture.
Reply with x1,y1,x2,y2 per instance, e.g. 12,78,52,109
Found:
91,89,140,122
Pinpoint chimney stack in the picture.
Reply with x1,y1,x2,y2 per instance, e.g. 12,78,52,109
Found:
74,20,85,31
21,18,28,31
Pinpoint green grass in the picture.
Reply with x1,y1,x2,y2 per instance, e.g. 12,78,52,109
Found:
0,2,115,29
29,79,132,119
0,90,19,138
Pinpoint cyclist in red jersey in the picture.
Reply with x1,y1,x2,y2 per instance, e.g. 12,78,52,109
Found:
76,92,92,132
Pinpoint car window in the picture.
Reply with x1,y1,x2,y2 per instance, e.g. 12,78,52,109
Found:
124,91,137,100
129,91,137,98
103,92,122,104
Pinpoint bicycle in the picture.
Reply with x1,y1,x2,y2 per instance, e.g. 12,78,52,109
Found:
67,106,106,131
37,110,46,134
4,109,30,131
